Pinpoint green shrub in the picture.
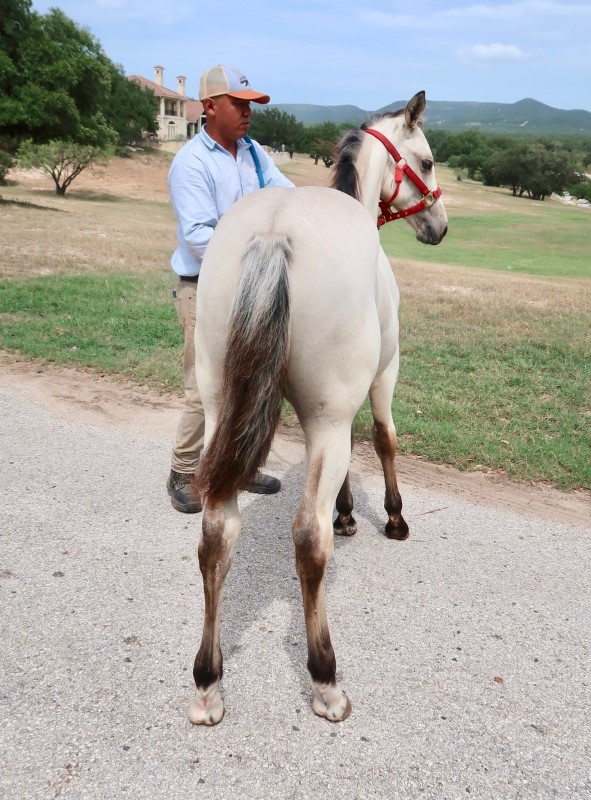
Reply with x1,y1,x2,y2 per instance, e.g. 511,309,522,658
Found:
567,180,591,202
0,151,13,185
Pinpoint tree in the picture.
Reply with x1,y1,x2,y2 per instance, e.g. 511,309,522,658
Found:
482,142,529,195
1,8,116,147
18,139,110,195
299,122,343,164
481,140,578,200
105,67,159,148
249,108,304,155
436,130,494,180
520,142,578,200
1,4,159,153
0,0,34,150
425,129,450,159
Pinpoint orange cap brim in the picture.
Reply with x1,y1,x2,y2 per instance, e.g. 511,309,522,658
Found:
226,89,270,104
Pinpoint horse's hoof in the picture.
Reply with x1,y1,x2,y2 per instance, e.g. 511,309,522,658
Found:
188,685,225,726
312,683,352,722
333,514,357,537
385,516,409,540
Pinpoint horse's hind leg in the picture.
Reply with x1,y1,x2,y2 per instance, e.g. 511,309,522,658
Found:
293,423,353,721
189,497,241,725
333,425,357,537
369,354,409,540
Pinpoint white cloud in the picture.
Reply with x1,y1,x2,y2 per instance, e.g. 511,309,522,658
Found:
441,1,591,22
360,1,591,29
457,43,527,63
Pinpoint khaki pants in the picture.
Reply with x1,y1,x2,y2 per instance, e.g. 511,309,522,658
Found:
170,278,205,473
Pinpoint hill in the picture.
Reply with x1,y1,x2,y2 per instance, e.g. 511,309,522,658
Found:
269,97,591,136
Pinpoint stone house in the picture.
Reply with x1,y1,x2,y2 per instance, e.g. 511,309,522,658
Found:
127,66,204,141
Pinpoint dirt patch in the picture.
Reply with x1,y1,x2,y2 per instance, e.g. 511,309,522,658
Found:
6,149,329,203
8,151,173,203
2,354,589,529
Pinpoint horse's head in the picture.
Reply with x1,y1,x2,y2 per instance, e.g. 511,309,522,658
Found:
333,92,448,245
363,92,448,244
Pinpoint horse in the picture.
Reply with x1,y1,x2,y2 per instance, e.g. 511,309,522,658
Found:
189,90,448,725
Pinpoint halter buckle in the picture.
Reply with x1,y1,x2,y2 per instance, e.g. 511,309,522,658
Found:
423,191,436,208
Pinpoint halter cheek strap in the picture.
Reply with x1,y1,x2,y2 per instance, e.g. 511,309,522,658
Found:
364,128,442,228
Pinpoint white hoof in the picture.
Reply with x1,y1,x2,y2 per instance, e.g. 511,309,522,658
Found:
188,683,225,726
312,682,352,722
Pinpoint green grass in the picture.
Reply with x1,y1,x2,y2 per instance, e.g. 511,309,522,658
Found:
1,161,590,492
0,273,184,390
355,319,590,491
2,267,588,491
380,193,591,278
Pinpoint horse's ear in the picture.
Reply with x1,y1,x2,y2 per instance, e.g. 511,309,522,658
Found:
405,91,426,129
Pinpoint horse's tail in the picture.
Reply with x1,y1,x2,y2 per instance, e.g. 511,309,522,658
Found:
196,233,292,504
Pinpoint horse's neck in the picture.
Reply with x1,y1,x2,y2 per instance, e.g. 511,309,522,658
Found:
355,137,389,217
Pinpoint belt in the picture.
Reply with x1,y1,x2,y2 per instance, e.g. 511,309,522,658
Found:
180,275,199,283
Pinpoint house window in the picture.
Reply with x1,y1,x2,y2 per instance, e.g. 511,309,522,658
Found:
168,121,176,139
164,100,176,116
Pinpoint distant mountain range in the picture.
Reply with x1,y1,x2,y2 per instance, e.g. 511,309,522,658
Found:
268,98,591,136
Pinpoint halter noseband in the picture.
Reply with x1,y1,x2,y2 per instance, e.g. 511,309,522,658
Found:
364,128,442,228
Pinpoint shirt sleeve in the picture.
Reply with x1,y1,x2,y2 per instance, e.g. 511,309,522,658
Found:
253,142,296,189
168,152,218,261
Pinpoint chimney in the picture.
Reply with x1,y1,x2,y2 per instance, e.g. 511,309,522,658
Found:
177,75,186,97
154,65,164,86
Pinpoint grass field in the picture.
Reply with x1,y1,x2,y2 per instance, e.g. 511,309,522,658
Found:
380,169,591,278
1,155,589,491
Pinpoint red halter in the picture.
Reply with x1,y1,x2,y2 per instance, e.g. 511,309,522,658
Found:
364,128,442,228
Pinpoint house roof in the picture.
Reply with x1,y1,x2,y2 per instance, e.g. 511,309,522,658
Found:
127,75,184,100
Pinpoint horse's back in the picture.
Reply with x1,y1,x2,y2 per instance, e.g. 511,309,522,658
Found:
197,186,390,417
200,185,381,328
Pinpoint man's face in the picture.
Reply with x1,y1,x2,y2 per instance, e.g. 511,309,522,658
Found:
205,95,252,144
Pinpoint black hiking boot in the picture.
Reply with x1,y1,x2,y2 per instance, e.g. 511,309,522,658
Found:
167,470,202,514
248,471,281,495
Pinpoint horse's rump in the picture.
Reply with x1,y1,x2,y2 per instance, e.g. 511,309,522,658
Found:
195,187,386,503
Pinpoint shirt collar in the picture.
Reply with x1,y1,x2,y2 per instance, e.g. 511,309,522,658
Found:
200,126,249,152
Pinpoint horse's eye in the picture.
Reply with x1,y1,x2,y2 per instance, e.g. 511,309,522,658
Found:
421,159,433,172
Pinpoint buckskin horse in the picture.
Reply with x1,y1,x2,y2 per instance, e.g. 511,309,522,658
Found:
189,91,448,725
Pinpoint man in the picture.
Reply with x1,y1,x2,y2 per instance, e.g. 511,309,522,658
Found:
166,65,295,513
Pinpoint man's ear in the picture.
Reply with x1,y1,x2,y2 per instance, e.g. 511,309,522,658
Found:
203,98,216,116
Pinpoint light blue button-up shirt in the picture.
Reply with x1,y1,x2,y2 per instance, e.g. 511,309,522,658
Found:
168,127,295,277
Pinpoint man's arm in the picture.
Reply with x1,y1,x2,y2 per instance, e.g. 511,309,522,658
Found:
168,156,219,260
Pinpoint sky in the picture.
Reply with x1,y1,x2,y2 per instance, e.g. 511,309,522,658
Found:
31,0,591,113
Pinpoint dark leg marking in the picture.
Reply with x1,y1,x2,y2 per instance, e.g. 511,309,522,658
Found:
333,425,357,536
294,513,337,688
193,504,229,690
373,421,409,540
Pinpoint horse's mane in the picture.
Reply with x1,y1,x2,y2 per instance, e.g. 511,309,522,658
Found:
331,109,405,200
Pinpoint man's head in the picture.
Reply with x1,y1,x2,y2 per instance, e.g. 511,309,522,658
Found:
198,65,270,105
199,65,270,151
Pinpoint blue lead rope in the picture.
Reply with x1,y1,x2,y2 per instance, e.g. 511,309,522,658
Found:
244,134,265,189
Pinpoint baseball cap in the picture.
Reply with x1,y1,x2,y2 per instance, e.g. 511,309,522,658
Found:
198,65,270,104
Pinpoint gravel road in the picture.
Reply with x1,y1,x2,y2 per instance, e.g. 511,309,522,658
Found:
1,375,590,800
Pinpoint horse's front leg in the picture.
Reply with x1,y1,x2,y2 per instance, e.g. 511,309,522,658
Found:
189,497,241,725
